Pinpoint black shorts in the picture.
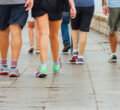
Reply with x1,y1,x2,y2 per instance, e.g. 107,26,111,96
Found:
32,0,65,21
71,6,94,32
0,4,28,31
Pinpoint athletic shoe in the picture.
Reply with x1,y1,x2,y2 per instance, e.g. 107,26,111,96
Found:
108,54,117,63
9,67,20,77
76,57,84,64
62,43,71,53
28,46,34,53
53,58,62,73
69,51,78,63
36,66,47,78
36,49,40,54
0,65,9,75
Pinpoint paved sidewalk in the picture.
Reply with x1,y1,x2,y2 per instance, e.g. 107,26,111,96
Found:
0,27,120,110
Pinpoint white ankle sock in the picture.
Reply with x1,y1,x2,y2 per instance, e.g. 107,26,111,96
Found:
78,56,83,59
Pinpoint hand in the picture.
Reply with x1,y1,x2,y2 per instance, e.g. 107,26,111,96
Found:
102,5,108,16
25,0,34,11
70,6,76,19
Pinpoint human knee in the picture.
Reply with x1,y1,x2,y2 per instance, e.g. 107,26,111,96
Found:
10,24,21,34
39,30,49,37
28,22,35,29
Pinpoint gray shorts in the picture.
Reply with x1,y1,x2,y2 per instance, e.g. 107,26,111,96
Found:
109,8,120,34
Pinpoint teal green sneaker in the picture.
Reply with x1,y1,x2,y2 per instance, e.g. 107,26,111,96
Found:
53,58,62,73
36,66,47,78
53,65,60,73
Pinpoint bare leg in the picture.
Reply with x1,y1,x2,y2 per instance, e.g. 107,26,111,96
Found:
0,27,10,60
49,20,62,62
72,30,79,50
79,31,87,56
28,21,35,49
109,31,117,53
36,14,49,63
10,24,22,61
35,22,40,51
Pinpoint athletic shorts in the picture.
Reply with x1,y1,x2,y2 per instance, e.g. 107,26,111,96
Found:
0,4,28,31
109,8,120,34
32,0,65,21
71,6,94,32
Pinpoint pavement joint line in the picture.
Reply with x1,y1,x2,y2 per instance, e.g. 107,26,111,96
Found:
84,52,99,110
7,62,32,89
43,70,59,108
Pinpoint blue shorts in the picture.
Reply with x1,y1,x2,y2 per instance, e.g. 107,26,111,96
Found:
0,4,28,30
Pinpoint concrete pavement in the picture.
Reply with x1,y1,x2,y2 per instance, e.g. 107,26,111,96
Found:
0,27,120,110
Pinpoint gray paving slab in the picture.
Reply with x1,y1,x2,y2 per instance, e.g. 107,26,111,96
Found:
1,27,120,110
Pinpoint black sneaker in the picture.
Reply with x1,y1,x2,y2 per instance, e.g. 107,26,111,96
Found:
62,43,71,53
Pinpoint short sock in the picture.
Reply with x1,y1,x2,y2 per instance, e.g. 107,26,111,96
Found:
11,60,17,68
41,63,46,67
73,49,78,53
54,61,59,65
78,56,83,59
111,52,116,56
1,59,7,67
1,59,7,65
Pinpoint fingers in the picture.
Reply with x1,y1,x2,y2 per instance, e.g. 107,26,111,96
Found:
25,0,33,11
25,0,29,8
70,8,76,19
103,6,108,16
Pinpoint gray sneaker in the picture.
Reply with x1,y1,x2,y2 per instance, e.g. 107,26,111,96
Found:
0,65,9,75
9,68,20,77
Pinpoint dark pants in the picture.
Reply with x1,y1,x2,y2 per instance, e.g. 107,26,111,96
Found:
61,12,70,46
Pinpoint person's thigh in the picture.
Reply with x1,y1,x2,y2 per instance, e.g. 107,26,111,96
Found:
49,20,62,38
9,4,28,29
36,14,49,35
0,5,10,30
80,6,94,32
109,8,120,34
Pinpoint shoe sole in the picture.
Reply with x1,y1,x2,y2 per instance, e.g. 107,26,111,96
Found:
76,62,84,65
108,60,117,63
0,72,9,75
36,73,47,78
53,70,59,74
9,74,19,77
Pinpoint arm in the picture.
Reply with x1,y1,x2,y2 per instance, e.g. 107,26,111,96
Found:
102,0,108,16
25,0,34,11
68,0,76,19
102,0,107,5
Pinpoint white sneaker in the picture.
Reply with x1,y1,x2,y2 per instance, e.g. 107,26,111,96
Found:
108,54,117,63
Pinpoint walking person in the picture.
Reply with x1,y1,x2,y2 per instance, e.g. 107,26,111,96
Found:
102,0,120,63
32,0,76,78
61,1,71,53
0,0,33,77
28,10,40,54
69,0,94,64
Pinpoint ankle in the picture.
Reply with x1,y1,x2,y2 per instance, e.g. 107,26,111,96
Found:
1,59,7,66
111,52,117,56
73,49,78,53
11,60,18,68
54,61,59,65
78,56,83,59
40,63,46,67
